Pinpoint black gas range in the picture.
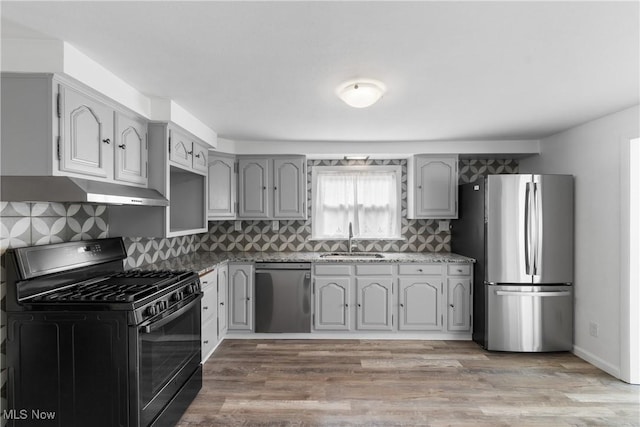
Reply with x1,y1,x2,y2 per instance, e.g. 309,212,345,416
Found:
5,238,202,427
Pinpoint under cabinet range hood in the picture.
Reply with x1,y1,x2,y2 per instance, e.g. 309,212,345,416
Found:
0,176,169,206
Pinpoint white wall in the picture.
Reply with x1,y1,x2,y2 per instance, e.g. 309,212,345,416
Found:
520,105,640,380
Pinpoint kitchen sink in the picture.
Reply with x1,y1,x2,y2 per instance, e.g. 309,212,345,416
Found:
319,252,385,259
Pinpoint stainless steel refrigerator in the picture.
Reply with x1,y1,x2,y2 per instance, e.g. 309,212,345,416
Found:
451,174,574,352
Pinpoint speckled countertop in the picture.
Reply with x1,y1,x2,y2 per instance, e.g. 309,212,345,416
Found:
137,251,475,275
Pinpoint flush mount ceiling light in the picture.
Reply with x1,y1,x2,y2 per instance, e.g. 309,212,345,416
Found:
336,79,386,108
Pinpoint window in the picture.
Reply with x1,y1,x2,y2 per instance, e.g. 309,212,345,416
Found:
312,165,401,239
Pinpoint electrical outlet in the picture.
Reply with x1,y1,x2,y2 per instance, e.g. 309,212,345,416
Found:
234,220,242,232
589,322,599,337
438,220,450,233
272,220,279,231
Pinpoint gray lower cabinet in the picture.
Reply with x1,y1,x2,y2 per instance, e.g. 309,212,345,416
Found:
313,276,352,331
207,153,236,220
398,277,442,331
355,277,394,331
228,263,254,331
446,263,472,332
217,264,229,336
237,155,306,220
200,269,218,363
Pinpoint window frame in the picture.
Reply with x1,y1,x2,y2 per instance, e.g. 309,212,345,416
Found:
311,165,402,240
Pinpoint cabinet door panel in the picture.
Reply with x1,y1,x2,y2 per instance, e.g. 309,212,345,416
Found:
238,158,270,218
59,85,113,178
169,129,192,169
228,264,253,330
114,113,147,185
447,278,471,331
398,278,442,331
356,278,393,331
314,277,350,330
416,157,457,218
217,266,228,336
208,156,236,218
192,141,208,173
273,157,306,219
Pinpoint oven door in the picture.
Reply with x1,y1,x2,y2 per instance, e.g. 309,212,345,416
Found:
134,293,202,427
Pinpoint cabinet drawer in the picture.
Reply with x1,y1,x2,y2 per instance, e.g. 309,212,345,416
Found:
447,264,472,276
314,264,353,276
201,317,217,362
200,270,217,290
201,289,217,324
398,264,442,276
355,264,394,276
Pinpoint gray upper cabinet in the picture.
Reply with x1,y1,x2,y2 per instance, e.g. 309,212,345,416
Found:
169,128,208,174
207,153,236,220
407,155,458,219
273,157,306,219
238,157,270,218
59,84,114,179
237,155,307,220
1,73,149,188
114,112,147,186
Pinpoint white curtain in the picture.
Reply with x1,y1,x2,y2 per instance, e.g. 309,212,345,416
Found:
313,169,399,239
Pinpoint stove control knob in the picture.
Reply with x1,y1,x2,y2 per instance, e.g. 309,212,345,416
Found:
145,305,157,317
171,292,183,302
185,284,195,295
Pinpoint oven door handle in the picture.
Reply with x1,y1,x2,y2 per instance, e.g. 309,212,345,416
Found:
140,293,202,334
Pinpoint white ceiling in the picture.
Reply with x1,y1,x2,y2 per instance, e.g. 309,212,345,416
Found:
1,1,638,143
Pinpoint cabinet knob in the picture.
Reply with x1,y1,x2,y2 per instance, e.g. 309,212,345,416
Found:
449,304,454,308
203,306,209,310
345,303,349,308
274,186,278,190
246,297,251,301
418,185,422,189
400,303,404,308
118,144,126,149
417,269,423,272
195,154,201,158
203,340,209,344
357,303,361,308
188,150,193,156
220,302,224,306
102,138,111,144
262,186,267,190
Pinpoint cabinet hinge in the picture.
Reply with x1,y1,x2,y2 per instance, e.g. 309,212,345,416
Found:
56,93,61,118
56,137,61,160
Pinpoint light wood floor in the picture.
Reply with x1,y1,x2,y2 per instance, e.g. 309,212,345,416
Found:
177,339,640,426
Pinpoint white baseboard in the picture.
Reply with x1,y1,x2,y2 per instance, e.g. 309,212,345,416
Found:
223,332,472,340
573,344,621,380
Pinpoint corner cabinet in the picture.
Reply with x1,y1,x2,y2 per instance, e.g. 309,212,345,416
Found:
407,155,458,219
228,263,254,331
207,153,237,220
109,122,209,237
1,73,148,188
237,155,307,220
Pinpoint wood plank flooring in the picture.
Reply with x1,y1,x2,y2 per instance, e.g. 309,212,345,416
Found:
176,339,640,426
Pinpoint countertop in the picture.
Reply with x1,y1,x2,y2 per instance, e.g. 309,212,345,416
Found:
137,251,475,275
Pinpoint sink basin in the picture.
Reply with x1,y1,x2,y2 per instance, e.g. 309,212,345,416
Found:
319,252,385,259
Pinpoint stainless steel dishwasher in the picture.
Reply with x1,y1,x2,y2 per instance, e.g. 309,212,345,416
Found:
255,263,311,333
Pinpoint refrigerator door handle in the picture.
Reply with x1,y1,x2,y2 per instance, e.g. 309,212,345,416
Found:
524,182,532,275
533,182,542,276
495,290,571,297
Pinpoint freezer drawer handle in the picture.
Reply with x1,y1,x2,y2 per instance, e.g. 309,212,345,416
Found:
495,290,571,297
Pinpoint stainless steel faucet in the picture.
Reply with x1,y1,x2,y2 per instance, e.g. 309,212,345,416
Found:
348,222,355,253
